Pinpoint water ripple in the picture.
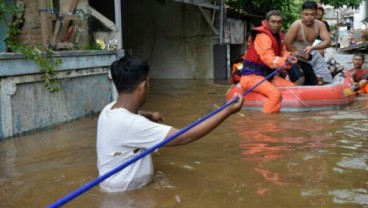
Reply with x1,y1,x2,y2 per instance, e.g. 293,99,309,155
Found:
336,154,368,171
330,189,368,205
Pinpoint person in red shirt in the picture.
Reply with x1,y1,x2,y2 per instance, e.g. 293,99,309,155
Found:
316,3,330,32
316,3,331,58
239,10,297,113
350,53,368,93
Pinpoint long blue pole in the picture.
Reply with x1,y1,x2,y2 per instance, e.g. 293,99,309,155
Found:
48,59,292,208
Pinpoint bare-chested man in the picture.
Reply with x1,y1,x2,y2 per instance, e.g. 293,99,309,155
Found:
284,0,332,85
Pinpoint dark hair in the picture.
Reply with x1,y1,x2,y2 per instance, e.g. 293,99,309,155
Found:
302,0,317,11
353,53,365,62
265,10,281,21
110,54,149,93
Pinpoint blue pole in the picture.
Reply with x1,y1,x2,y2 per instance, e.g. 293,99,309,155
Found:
48,59,292,208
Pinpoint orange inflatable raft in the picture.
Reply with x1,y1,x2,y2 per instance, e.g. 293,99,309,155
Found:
226,71,356,112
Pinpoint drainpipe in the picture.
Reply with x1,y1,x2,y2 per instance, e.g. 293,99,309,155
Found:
337,9,340,49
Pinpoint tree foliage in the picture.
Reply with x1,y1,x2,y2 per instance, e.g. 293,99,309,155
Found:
225,0,366,30
225,0,303,29
226,0,292,17
226,0,365,15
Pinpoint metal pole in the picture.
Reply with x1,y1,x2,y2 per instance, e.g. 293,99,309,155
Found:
219,0,224,44
114,0,123,50
336,10,339,49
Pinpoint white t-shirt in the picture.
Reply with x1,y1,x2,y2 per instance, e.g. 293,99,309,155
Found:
96,102,172,192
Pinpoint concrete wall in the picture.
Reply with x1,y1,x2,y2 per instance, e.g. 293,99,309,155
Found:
0,0,221,140
0,51,117,140
13,0,219,79
121,0,218,79
354,1,367,30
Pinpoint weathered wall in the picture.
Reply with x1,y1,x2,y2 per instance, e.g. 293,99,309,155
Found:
17,0,218,79
17,0,43,46
0,51,117,140
0,0,223,139
121,0,217,79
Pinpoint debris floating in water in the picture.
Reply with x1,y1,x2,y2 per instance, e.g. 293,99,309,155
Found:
175,195,181,203
182,165,194,170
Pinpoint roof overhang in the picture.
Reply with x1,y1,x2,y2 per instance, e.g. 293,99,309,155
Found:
172,0,224,43
172,0,221,10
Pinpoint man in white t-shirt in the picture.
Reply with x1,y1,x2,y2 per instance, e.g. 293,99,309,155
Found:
97,54,243,192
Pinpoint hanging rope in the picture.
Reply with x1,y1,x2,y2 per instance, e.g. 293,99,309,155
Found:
286,87,311,110
48,57,294,208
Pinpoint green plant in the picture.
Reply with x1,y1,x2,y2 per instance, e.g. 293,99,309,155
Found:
225,0,301,30
1,1,62,92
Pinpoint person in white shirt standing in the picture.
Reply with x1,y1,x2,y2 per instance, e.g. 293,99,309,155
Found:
96,54,243,192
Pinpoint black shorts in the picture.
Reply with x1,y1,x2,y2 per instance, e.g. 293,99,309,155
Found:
287,63,304,82
287,61,318,85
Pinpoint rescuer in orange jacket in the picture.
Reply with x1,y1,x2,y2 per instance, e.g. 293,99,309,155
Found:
239,10,298,113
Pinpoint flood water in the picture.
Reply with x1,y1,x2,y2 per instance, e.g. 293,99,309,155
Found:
0,80,368,208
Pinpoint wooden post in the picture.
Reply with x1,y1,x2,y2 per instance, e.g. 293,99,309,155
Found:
50,19,61,47
38,0,50,48
57,0,79,42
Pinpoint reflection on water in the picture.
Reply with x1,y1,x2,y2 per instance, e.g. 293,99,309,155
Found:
330,189,368,206
0,80,367,207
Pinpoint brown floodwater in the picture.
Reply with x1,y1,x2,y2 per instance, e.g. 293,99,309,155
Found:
1,80,368,208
